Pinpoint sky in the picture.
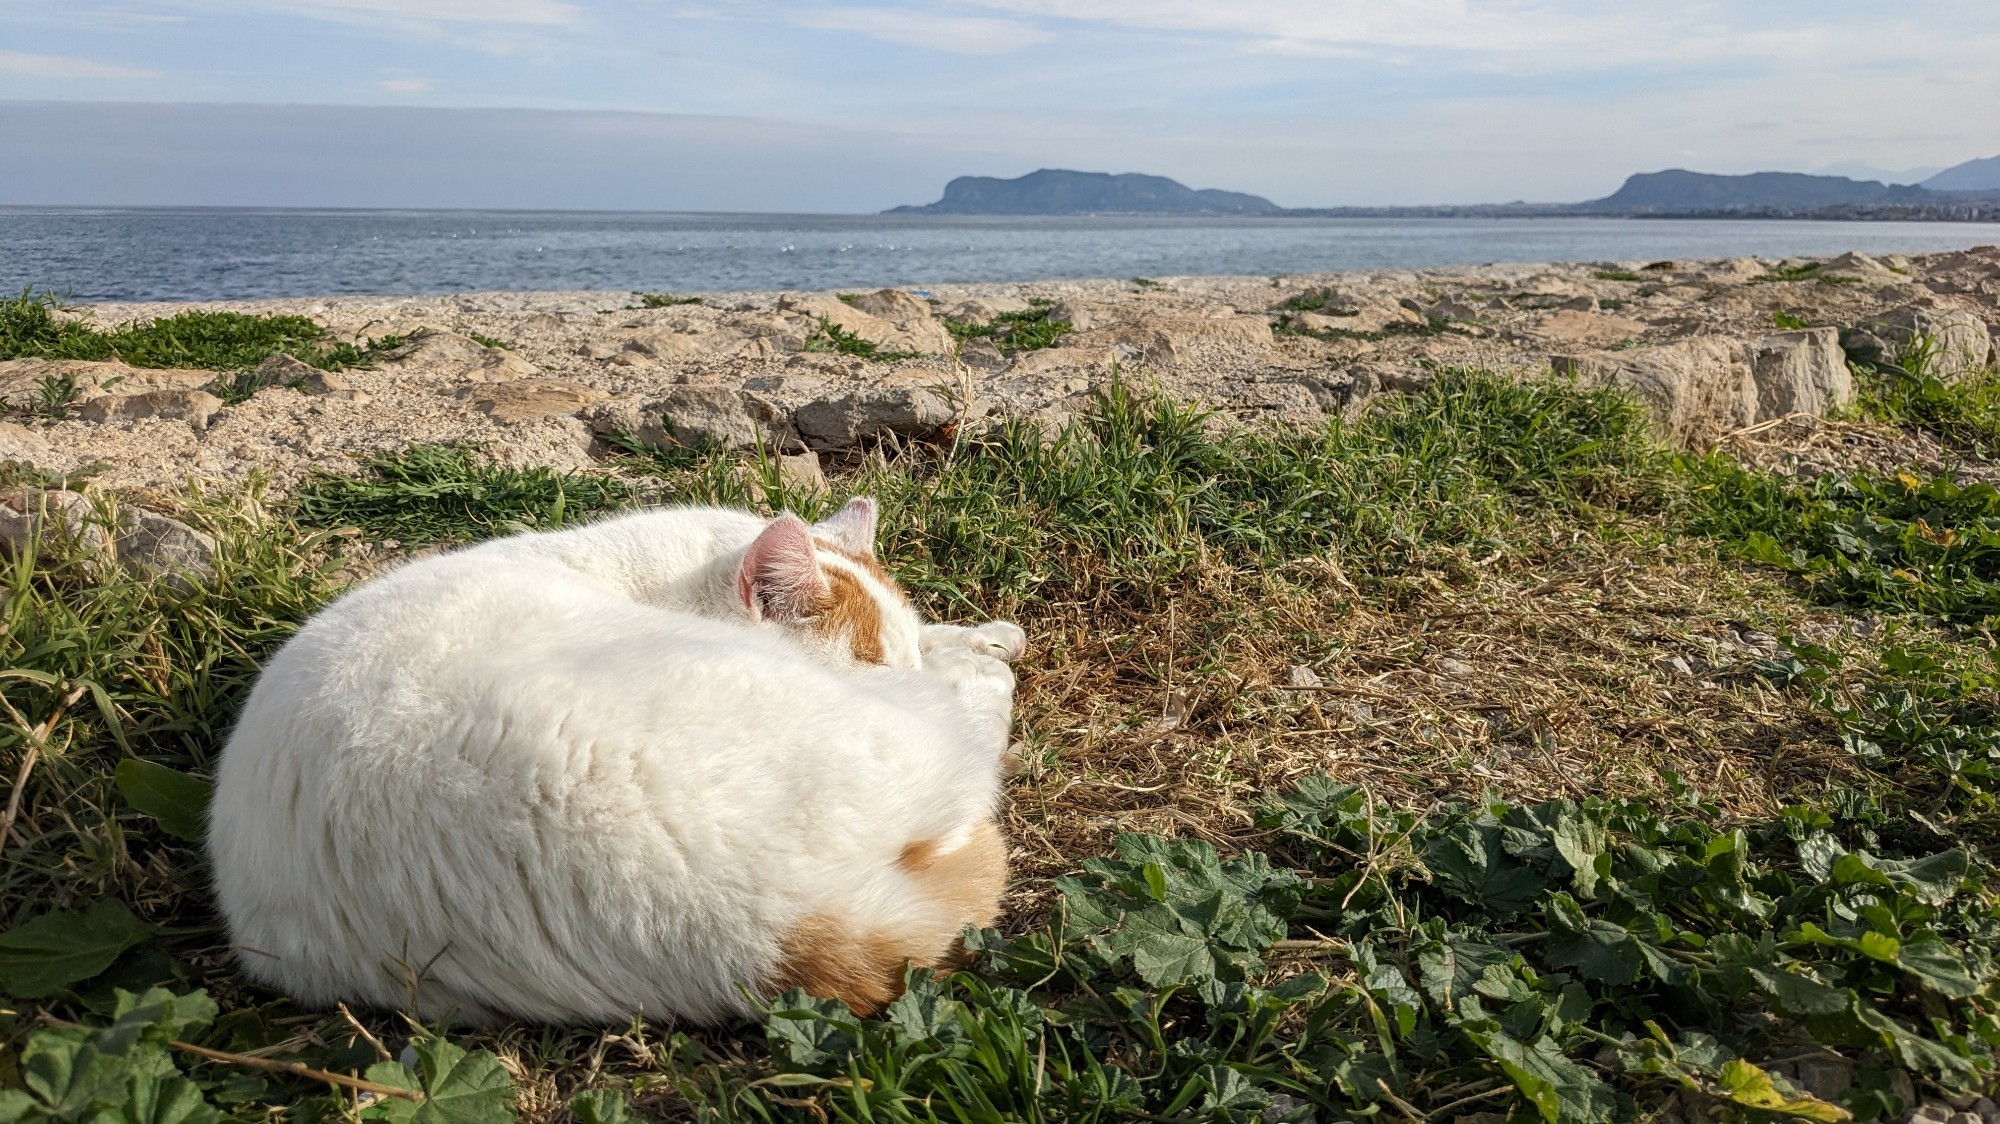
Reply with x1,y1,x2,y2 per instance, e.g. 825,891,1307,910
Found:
2,0,1997,211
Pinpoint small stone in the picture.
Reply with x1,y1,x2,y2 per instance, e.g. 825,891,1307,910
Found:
0,491,214,589
1911,1102,1953,1123
1045,301,1096,330
589,387,787,451
1792,1058,1852,1100
0,420,53,462
794,386,954,450
1438,657,1474,677
1655,655,1694,676
1968,1097,1998,1123
776,450,826,493
1948,1114,1981,1124
1286,665,1323,688
115,506,217,591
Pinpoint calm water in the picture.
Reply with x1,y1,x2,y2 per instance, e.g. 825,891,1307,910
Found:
4,208,1998,303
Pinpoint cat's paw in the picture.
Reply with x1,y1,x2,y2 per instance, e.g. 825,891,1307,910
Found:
921,621,1027,663
923,643,1017,729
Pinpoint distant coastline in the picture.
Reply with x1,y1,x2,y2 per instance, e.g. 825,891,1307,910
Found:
889,167,2000,223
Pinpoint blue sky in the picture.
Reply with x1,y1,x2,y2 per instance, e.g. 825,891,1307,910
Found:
2,1,1996,209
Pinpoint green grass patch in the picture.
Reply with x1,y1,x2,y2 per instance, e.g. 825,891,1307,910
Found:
292,445,634,546
634,292,704,308
1594,270,1644,282
943,306,1072,353
802,316,926,361
1275,313,1451,343
1756,263,1825,284
0,290,388,373
1773,310,1813,330
462,331,512,350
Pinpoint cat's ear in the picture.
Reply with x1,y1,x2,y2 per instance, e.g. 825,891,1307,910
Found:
813,497,878,557
737,515,828,622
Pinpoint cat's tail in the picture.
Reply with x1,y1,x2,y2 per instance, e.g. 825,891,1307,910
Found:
760,818,1007,1016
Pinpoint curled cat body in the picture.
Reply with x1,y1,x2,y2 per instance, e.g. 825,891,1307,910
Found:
207,498,1023,1026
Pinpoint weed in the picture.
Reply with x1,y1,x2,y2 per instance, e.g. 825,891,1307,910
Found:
463,331,513,350
634,292,703,308
0,289,392,374
1598,297,1629,311
1132,277,1161,288
943,306,1072,353
1276,313,1451,343
1756,262,1825,283
1773,310,1813,330
292,445,634,545
801,316,926,362
27,373,81,419
1595,270,1644,282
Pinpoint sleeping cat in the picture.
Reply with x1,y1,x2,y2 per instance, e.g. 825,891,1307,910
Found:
207,497,1024,1025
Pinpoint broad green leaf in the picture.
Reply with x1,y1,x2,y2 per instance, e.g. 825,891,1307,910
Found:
1474,1031,1619,1124
1542,894,1645,986
114,760,212,842
1196,1065,1270,1120
22,1030,133,1118
1715,1060,1850,1122
408,1039,515,1124
97,1075,223,1124
1416,934,1512,1010
1425,823,1548,917
884,969,965,1046
764,990,863,1068
1892,932,1979,998
0,901,157,998
567,1090,631,1124
98,989,219,1056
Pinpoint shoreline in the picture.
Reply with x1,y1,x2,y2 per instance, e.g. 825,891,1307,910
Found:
2,247,1995,504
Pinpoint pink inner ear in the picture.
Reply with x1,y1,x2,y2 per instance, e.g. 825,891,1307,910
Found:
813,496,879,556
737,515,828,621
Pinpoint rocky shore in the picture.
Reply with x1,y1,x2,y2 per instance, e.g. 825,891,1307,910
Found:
2,246,1996,501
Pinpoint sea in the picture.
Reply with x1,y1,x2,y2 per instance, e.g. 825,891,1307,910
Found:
4,208,1998,303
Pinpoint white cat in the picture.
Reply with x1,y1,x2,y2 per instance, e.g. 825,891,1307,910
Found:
207,498,1024,1025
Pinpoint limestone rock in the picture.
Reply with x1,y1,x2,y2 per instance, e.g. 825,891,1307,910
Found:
116,506,218,590
1530,310,1646,347
956,339,1009,373
1005,346,1119,379
1752,328,1851,419
378,328,540,382
781,294,951,357
0,358,213,408
794,386,954,449
459,379,606,423
1861,305,1992,379
842,289,931,322
777,449,827,493
0,421,53,462
1824,251,1894,275
1045,301,1097,330
1553,337,1757,445
0,490,215,589
1091,316,1273,365
587,387,788,451
77,389,224,430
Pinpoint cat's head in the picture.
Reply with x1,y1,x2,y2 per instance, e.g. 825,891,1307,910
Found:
735,497,924,669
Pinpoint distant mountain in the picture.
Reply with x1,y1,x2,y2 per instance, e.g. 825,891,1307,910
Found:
1581,169,1936,213
1811,160,1943,186
1923,155,2000,192
888,169,1281,215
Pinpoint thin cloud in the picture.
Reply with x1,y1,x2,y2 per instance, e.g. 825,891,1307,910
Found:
0,50,156,79
796,7,1054,54
148,0,581,26
379,77,437,93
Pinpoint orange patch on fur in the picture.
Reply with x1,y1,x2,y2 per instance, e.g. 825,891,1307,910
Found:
814,567,887,665
814,540,909,604
768,821,1009,1016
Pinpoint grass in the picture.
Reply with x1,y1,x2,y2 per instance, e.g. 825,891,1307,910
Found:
0,290,392,375
801,317,927,362
1848,337,2000,458
943,306,1072,353
635,293,705,308
464,331,513,351
1274,313,1451,343
6,370,2000,1122
291,444,635,546
1594,271,1644,282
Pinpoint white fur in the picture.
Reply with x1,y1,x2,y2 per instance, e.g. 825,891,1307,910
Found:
207,502,1017,1025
